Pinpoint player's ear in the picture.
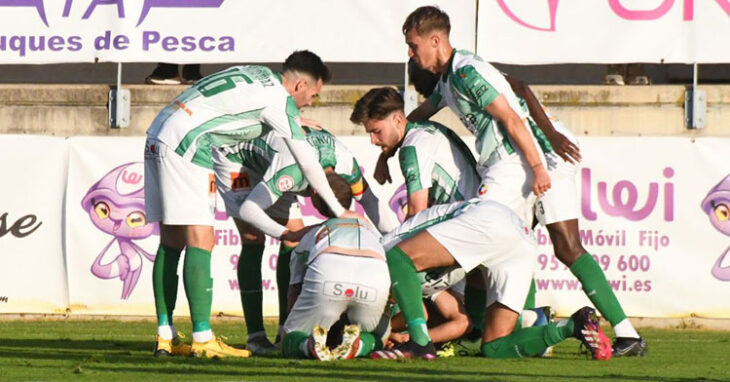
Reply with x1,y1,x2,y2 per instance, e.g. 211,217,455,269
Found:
431,32,440,47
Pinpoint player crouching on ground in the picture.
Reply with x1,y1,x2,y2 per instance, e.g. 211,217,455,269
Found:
281,173,391,360
372,198,613,360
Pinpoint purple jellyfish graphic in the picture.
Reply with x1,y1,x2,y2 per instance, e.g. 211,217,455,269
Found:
81,162,158,298
701,175,730,281
388,183,409,223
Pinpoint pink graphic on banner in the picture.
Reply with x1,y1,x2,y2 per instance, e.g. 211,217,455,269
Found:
81,162,159,299
497,0,559,32
138,0,224,26
701,174,730,281
581,167,674,222
389,184,409,223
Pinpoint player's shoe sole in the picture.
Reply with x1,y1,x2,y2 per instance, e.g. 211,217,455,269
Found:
332,324,361,360
371,340,437,360
307,325,333,361
572,307,612,360
190,335,252,359
613,337,647,357
154,334,191,357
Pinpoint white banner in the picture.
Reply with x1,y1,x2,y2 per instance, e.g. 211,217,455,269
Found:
3,134,730,319
478,0,730,64
0,135,69,314
0,0,475,64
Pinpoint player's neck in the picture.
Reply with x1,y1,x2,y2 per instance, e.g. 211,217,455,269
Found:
436,45,454,75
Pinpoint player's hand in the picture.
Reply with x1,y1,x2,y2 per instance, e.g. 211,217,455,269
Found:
373,152,392,185
280,225,317,243
300,117,323,130
388,332,410,345
531,164,551,197
547,131,581,164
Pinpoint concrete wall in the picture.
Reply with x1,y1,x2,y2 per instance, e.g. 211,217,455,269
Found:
1,84,729,137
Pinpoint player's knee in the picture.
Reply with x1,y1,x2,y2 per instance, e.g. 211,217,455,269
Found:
241,232,265,244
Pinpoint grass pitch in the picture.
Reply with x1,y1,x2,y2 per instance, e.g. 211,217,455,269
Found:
0,319,728,381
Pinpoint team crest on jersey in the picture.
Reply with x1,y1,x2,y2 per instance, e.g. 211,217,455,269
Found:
478,183,488,196
276,175,294,192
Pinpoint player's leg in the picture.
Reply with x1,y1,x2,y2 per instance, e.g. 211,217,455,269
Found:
277,203,304,336
385,231,456,353
547,219,645,356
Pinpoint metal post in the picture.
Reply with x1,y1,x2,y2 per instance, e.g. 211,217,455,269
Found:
109,62,130,128
685,63,706,129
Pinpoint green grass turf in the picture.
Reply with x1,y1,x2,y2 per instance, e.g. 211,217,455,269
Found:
0,319,728,382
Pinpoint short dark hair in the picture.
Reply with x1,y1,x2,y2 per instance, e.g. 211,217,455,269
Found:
283,50,332,83
350,87,404,125
402,6,451,36
408,58,439,97
311,173,353,218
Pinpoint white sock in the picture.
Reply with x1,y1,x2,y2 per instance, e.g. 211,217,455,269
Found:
248,330,267,340
521,310,539,328
157,325,176,340
193,329,213,343
613,319,640,338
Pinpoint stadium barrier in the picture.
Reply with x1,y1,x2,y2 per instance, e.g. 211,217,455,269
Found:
1,135,729,319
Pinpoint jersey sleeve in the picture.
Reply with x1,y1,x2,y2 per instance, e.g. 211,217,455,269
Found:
399,141,433,195
453,64,500,110
427,82,447,109
261,94,306,140
262,152,308,198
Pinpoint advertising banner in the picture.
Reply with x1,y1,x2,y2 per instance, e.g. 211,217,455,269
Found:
4,134,730,319
0,0,475,64
478,0,730,64
0,135,69,314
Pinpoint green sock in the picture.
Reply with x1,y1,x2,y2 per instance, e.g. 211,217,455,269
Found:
282,331,309,358
570,253,627,325
182,246,213,333
152,244,181,326
385,246,431,346
523,279,537,310
464,284,486,332
356,331,382,357
239,244,265,334
276,244,295,326
481,320,574,358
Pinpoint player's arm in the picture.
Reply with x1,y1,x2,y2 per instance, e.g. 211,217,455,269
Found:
485,95,550,196
406,100,439,123
238,182,288,238
428,290,471,343
505,75,580,164
399,144,432,218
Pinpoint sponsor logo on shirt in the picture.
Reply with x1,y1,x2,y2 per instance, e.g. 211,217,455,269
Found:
323,281,376,302
276,175,294,192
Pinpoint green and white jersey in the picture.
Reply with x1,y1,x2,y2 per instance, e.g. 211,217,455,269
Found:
261,129,364,199
381,199,478,250
427,50,549,167
290,218,385,284
147,65,305,169
398,121,479,205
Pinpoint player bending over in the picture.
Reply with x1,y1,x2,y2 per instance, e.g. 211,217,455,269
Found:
372,198,612,360
281,173,390,360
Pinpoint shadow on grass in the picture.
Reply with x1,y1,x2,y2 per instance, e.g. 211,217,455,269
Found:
0,339,723,382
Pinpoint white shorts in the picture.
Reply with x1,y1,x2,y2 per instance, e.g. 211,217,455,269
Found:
477,153,537,225
284,254,390,334
534,122,580,226
212,149,301,220
144,138,216,226
425,202,537,313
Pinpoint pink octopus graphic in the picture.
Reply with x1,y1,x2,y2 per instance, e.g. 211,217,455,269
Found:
701,175,730,281
388,183,409,223
81,162,158,298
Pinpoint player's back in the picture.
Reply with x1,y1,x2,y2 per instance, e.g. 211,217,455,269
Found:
147,65,292,166
303,218,385,264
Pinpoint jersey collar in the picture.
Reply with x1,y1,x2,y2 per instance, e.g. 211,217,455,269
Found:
441,49,456,83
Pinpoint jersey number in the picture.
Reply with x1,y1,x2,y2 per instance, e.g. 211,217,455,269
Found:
196,70,253,98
